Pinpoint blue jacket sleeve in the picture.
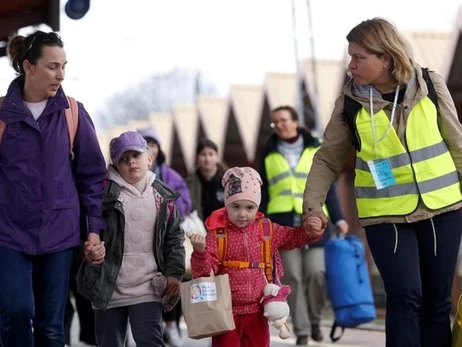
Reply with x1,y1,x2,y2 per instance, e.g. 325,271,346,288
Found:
72,102,107,234
325,180,345,224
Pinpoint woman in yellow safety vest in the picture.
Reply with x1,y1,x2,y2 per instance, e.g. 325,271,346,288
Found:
303,18,462,347
259,105,348,345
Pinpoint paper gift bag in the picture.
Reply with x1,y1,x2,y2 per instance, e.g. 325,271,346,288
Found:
181,272,235,339
453,295,462,347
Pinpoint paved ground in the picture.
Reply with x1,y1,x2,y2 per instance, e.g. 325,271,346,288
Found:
175,322,385,347
69,315,386,347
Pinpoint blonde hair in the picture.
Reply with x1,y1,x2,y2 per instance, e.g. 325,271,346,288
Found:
346,18,414,85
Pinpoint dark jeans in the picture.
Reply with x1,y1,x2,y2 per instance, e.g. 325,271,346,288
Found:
365,209,462,347
0,247,73,347
95,302,164,347
64,255,97,345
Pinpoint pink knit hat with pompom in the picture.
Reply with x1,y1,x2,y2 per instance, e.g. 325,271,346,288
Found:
222,167,262,207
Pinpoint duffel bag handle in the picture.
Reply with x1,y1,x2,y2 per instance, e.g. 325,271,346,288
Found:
330,321,345,343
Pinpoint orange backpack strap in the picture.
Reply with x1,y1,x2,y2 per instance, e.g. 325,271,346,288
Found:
64,96,79,157
215,228,228,263
0,97,5,146
215,221,273,277
260,218,273,283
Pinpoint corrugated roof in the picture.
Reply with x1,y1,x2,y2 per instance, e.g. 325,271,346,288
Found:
230,84,264,162
265,72,298,110
403,31,452,73
172,105,199,172
197,96,229,160
302,59,345,130
102,13,462,173
148,113,174,165
127,120,151,132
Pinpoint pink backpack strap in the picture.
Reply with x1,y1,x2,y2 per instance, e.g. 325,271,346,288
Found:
0,96,79,153
0,97,5,146
64,96,79,155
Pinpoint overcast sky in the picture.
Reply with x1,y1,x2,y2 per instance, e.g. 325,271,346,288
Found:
0,0,460,124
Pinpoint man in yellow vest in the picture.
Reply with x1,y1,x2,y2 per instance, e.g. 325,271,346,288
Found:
259,105,348,346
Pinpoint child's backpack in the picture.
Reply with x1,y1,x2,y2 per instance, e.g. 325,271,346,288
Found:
214,218,274,283
325,235,376,342
0,96,79,155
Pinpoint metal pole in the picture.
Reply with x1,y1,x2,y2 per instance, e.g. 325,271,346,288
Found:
291,0,305,125
305,0,321,134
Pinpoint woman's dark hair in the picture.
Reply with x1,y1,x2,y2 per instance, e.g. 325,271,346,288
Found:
271,105,299,121
196,139,218,156
8,31,64,75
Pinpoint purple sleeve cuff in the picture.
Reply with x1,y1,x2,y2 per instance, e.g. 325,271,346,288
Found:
88,216,107,234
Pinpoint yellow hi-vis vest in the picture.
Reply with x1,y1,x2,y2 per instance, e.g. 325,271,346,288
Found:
354,96,462,218
265,148,329,216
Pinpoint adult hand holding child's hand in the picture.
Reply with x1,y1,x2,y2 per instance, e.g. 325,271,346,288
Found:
83,232,105,264
303,212,328,240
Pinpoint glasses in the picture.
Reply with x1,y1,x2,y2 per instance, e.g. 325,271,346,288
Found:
270,118,291,128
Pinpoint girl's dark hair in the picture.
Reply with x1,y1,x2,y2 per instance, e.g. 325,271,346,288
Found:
196,139,218,156
8,31,64,75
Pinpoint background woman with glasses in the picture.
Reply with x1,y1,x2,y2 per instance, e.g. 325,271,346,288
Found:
259,105,348,346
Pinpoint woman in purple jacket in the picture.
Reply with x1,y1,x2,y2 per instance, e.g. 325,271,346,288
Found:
0,31,106,346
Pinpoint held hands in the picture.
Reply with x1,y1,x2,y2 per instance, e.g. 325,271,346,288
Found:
303,212,328,239
83,232,105,264
186,232,206,252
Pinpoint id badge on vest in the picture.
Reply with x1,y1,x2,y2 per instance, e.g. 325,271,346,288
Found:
367,159,396,190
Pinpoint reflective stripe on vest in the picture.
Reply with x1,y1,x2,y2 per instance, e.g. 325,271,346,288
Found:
265,148,329,216
354,96,462,218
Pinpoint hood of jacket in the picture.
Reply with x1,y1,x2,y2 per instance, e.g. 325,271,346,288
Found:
205,207,265,230
106,164,156,198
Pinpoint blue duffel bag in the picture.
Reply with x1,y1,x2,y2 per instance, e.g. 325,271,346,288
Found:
325,235,376,342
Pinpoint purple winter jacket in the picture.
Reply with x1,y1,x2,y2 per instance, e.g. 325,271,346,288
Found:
156,163,192,219
0,77,106,255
